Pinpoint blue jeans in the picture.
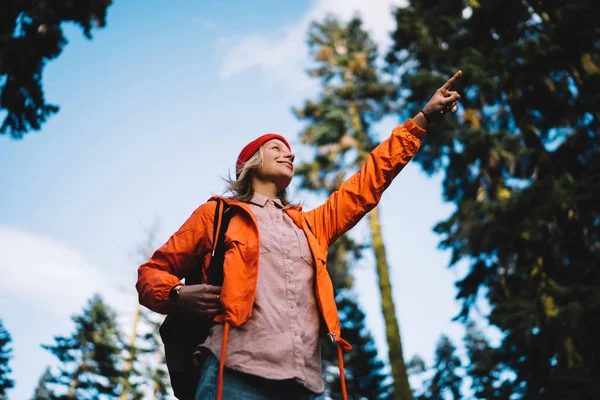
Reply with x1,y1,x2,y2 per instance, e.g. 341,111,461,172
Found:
195,353,326,400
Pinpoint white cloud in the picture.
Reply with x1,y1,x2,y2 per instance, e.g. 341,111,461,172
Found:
218,0,406,92
0,226,133,317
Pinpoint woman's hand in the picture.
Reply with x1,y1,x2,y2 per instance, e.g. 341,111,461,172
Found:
178,284,223,318
413,70,462,129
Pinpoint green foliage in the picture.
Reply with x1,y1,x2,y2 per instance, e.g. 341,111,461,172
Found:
412,334,463,400
42,294,125,399
411,323,513,400
31,367,54,400
0,319,14,399
0,0,113,139
463,321,512,400
387,0,600,397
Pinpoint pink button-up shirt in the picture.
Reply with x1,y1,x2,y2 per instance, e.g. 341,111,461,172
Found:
201,193,323,393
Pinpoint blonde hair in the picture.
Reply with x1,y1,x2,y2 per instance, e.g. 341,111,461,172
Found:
223,147,299,208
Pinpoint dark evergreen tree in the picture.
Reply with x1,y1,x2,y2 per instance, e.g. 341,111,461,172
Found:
386,0,600,398
31,366,55,400
295,15,411,399
42,294,125,399
0,319,14,399
415,335,463,400
464,321,512,400
1,0,113,139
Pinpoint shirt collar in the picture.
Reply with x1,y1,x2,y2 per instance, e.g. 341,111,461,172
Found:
249,192,284,208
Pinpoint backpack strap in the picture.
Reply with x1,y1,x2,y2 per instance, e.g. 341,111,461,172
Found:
206,199,232,285
186,198,231,286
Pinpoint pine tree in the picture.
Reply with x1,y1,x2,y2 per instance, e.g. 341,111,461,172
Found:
386,0,600,397
31,367,54,400
42,294,125,399
0,319,14,399
415,335,463,400
0,0,113,139
463,321,511,400
295,15,412,399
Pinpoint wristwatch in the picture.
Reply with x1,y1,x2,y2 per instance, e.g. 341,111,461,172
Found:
169,284,184,306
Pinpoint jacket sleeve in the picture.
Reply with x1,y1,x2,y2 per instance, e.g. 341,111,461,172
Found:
136,201,216,314
304,119,425,246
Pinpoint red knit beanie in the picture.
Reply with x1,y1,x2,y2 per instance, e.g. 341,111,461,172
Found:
236,133,291,179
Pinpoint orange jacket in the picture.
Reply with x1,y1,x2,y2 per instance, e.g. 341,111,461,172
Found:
136,118,424,358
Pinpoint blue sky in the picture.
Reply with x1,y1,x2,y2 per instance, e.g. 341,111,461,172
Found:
0,1,478,398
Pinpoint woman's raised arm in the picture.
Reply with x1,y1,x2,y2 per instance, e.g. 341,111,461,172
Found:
304,71,462,245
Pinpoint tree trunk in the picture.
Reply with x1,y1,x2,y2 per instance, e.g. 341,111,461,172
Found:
347,96,412,399
67,360,84,398
368,206,413,400
120,301,141,399
153,344,165,400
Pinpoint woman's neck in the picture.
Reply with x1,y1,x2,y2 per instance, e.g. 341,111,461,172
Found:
252,179,278,199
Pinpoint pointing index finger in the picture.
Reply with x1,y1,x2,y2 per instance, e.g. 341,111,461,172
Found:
441,70,462,91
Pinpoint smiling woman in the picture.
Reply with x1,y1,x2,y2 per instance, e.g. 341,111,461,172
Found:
136,71,462,400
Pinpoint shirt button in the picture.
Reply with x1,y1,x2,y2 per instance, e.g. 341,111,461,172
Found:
290,304,295,310
287,278,293,284
285,254,290,259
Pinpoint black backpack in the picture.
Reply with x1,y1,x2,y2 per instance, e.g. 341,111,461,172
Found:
159,199,232,400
